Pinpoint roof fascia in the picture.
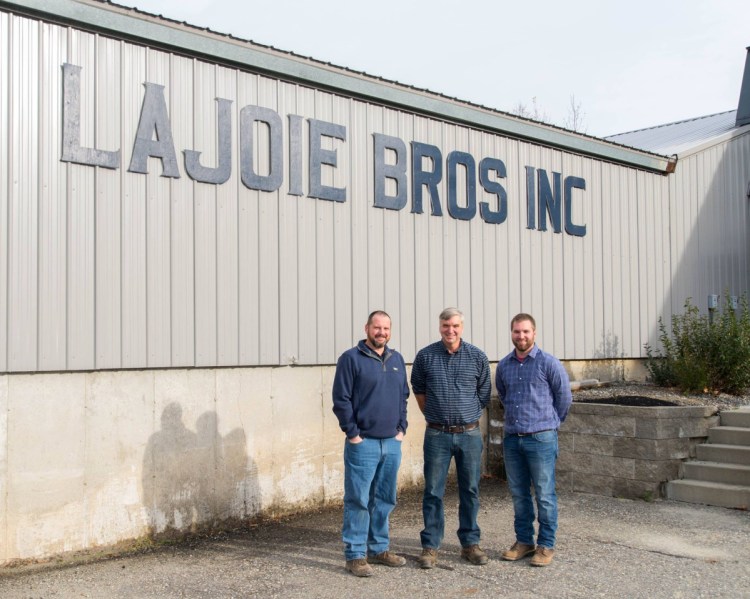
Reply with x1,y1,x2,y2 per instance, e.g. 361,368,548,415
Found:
3,0,671,173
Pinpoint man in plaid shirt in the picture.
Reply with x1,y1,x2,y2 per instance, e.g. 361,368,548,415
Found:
495,313,572,567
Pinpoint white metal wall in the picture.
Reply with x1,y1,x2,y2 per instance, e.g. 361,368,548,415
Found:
1,10,748,373
668,135,750,317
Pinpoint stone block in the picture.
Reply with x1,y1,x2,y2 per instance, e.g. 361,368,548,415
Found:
634,459,681,483
561,453,635,479
613,437,691,460
558,431,576,452
612,478,662,500
635,413,719,439
571,433,615,456
563,412,635,436
566,472,616,496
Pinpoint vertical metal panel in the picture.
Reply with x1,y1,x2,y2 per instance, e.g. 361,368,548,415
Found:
257,78,280,365
466,128,485,350
120,41,147,368
588,160,607,358
410,114,433,351
0,12,8,371
331,93,353,359
237,70,260,365
145,47,172,367
293,84,316,365
66,29,96,369
313,89,336,365
561,152,588,359
94,35,122,369
8,15,40,371
193,59,217,367
601,162,622,357
276,80,299,365
624,168,641,357
501,137,523,351
396,110,416,358
38,22,67,370
347,100,370,353
169,54,195,367
477,132,499,360
215,65,239,366
380,108,401,330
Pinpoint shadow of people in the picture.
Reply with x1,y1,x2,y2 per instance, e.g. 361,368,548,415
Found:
142,403,260,539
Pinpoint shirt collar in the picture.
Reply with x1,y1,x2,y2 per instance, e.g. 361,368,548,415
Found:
512,344,538,362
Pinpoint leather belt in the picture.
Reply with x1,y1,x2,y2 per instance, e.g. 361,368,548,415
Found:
427,421,479,434
512,429,553,437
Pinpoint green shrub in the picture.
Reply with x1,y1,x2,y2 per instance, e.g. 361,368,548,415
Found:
644,294,750,395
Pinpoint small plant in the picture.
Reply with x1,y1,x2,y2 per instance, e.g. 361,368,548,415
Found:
644,294,750,395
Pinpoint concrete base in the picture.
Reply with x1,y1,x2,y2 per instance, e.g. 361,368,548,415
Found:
0,367,428,566
666,479,750,509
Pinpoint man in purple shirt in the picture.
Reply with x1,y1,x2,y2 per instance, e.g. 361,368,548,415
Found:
495,313,572,567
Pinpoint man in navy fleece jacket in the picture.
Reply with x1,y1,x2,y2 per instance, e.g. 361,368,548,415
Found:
332,310,409,577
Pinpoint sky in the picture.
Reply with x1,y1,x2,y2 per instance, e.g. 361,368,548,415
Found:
116,0,750,138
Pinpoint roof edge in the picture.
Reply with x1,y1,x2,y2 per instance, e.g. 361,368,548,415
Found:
2,0,672,173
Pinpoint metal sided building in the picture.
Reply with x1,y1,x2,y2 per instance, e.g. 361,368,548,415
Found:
0,0,749,563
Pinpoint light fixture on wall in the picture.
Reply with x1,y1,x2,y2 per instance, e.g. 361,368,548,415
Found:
747,178,750,199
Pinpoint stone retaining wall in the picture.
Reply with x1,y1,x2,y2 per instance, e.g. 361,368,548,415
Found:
486,400,719,500
558,403,719,499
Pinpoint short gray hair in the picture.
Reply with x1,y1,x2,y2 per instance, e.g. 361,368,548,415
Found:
439,307,464,322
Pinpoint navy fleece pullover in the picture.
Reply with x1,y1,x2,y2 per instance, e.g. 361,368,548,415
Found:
332,340,409,439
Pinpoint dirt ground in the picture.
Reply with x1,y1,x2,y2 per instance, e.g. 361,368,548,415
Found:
1,478,749,599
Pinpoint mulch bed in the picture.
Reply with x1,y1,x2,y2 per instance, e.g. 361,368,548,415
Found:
573,396,680,407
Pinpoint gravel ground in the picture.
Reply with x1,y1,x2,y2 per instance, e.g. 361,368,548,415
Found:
572,380,750,411
1,479,749,599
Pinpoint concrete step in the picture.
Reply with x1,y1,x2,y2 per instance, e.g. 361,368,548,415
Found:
666,479,750,509
721,408,750,428
696,443,750,465
708,426,750,446
682,461,750,486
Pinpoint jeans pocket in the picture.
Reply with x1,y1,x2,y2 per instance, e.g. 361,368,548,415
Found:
533,429,557,443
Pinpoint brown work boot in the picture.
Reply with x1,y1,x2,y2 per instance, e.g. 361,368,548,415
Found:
530,546,555,567
460,544,489,565
369,551,406,567
418,547,438,569
345,558,374,577
501,542,536,561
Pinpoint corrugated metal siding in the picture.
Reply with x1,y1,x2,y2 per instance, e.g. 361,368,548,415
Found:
1,10,748,373
668,135,750,316
0,11,9,371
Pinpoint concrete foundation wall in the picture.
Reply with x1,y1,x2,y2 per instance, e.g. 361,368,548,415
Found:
0,366,431,565
0,356,642,565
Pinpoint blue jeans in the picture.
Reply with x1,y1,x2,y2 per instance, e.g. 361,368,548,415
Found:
503,430,559,549
421,427,483,549
342,437,402,560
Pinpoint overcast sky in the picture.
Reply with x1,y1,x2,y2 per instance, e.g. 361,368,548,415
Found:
117,0,749,138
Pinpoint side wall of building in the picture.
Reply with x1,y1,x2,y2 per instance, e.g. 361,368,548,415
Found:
0,9,700,374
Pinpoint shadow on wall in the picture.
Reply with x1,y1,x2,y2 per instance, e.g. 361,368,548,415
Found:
142,402,260,539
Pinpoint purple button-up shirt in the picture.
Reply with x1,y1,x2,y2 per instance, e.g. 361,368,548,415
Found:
495,345,572,435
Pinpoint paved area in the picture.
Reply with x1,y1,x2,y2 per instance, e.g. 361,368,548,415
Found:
1,478,749,598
